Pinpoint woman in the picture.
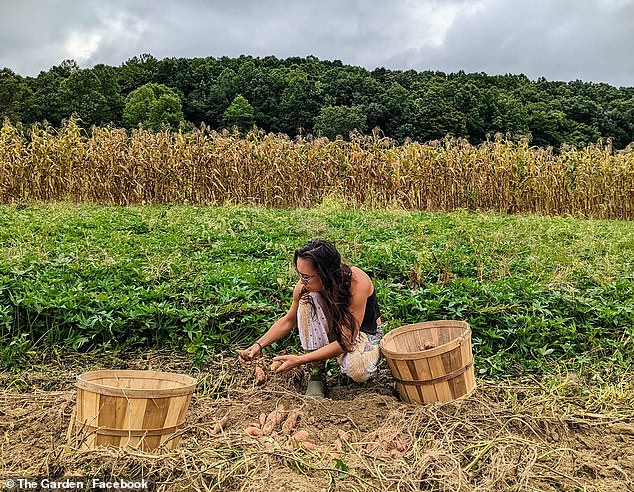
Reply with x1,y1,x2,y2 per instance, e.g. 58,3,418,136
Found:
238,239,383,397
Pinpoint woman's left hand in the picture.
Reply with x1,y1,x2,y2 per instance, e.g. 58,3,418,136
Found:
272,354,303,373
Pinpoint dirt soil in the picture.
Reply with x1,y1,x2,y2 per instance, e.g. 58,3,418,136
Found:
1,351,633,491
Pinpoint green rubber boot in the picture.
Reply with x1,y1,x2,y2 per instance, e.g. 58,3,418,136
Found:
305,368,326,397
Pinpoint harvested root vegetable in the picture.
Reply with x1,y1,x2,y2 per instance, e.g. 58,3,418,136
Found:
390,436,407,452
281,409,300,434
254,365,266,384
245,426,263,437
363,430,380,452
292,430,309,442
259,413,267,427
211,412,230,434
269,406,287,425
387,435,407,453
333,438,343,453
337,429,350,440
261,421,274,436
275,405,286,425
264,410,279,425
422,340,436,350
365,442,380,453
270,360,282,371
301,441,319,451
261,405,287,435
364,430,379,442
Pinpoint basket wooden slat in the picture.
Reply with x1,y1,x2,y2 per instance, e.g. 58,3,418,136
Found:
380,320,476,404
74,370,196,450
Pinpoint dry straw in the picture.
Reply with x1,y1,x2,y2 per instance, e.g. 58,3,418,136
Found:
2,353,633,492
1,119,633,218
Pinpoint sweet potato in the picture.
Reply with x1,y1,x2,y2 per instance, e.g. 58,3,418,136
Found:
237,349,253,366
364,430,379,442
275,405,286,426
261,421,274,436
292,430,309,442
254,365,266,384
264,410,279,425
365,442,380,453
302,441,319,451
364,430,380,452
281,409,300,434
259,412,267,427
265,405,286,425
211,412,230,434
390,436,407,452
333,438,343,453
422,340,436,350
337,429,350,440
245,426,263,437
270,360,282,372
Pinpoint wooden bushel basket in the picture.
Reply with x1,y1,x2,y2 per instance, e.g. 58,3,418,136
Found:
74,370,197,450
379,320,476,404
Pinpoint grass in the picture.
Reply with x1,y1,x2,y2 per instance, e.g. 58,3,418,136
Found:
0,200,632,379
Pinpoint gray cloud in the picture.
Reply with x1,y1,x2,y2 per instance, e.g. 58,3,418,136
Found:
408,0,634,86
0,0,632,86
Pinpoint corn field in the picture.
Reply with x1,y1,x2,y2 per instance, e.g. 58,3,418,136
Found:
1,119,633,219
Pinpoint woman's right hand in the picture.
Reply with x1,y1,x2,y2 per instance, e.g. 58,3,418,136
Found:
237,343,261,362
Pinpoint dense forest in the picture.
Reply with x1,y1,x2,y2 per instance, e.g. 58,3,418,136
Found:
1,53,634,148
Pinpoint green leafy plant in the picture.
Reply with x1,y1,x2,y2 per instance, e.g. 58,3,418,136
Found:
0,203,632,380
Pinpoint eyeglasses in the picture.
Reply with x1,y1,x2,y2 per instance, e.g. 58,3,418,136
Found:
295,269,318,283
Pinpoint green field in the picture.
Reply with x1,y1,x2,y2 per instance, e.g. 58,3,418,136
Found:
1,201,633,379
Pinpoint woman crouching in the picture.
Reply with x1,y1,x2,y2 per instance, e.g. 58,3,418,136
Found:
238,239,383,397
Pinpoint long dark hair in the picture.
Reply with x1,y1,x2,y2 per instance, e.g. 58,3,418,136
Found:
294,239,356,352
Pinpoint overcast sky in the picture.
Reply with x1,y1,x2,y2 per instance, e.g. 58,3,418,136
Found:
1,0,633,86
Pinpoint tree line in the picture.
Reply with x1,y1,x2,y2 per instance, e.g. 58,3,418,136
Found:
1,53,634,148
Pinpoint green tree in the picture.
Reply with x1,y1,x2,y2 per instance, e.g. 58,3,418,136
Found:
486,89,529,137
380,82,410,141
58,64,124,126
279,68,321,135
320,68,385,131
186,67,241,128
220,94,255,132
185,57,223,125
29,60,79,126
0,69,33,123
7,53,634,147
526,101,570,147
313,105,367,140
606,97,634,148
244,68,285,131
123,83,184,130
406,82,468,142
117,53,158,95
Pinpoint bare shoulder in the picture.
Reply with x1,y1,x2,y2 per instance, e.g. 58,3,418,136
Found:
350,266,373,296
